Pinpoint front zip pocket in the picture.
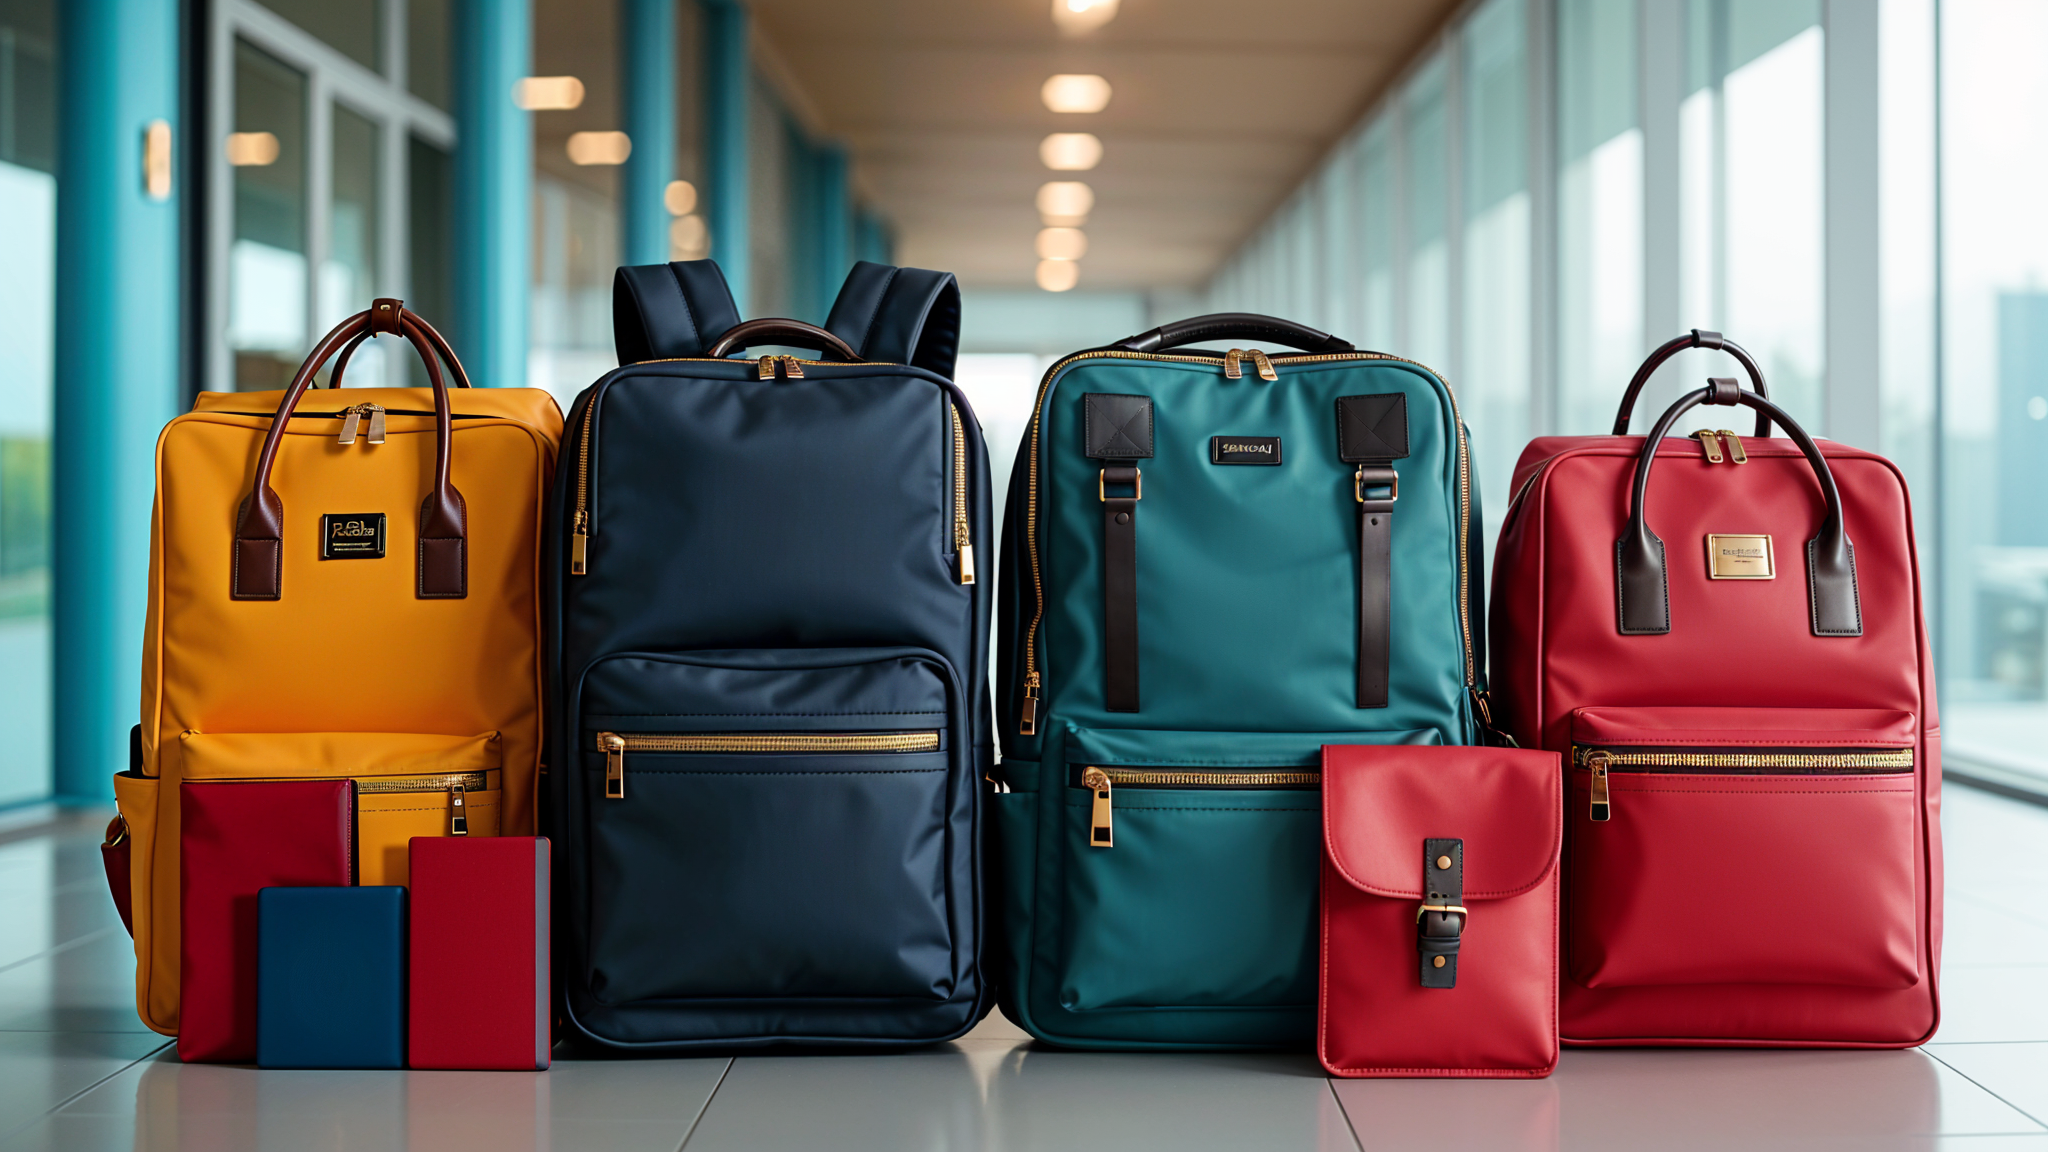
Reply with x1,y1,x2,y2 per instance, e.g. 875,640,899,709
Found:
596,730,943,800
1574,745,1913,821
1076,765,1319,849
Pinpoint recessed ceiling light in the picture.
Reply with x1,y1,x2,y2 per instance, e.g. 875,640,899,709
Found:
1052,0,1119,35
664,180,698,216
1041,74,1112,114
225,131,280,166
513,76,586,110
1037,259,1080,292
1036,227,1089,261
567,131,633,166
1040,132,1103,171
1037,181,1095,226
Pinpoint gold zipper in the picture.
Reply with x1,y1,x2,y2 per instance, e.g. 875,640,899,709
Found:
336,403,387,446
1716,430,1748,463
1016,348,1474,734
1077,765,1319,849
1248,349,1278,380
355,771,492,836
595,730,943,801
1693,429,1724,463
1575,746,1913,822
757,355,805,380
951,401,974,584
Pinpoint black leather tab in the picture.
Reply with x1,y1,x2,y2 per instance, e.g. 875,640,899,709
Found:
1102,465,1141,713
1419,837,1465,989
1356,471,1396,708
1084,394,1154,459
1616,530,1671,634
823,261,963,379
1337,394,1411,461
613,260,743,365
1808,537,1864,636
1705,376,1743,405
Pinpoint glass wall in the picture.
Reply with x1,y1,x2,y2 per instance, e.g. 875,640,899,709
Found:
530,0,621,407
0,0,54,805
1462,0,1531,539
1555,0,1639,436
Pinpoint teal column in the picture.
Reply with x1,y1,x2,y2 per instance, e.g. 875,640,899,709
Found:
455,0,532,386
621,0,676,266
53,0,182,801
813,143,850,318
701,0,751,310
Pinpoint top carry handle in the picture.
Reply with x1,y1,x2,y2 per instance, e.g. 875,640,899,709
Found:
1613,329,1772,438
824,261,962,379
613,259,744,364
1110,313,1354,355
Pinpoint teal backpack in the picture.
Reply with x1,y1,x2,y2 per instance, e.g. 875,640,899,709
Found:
991,314,1486,1049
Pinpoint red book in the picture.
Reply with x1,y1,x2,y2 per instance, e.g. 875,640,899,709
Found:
409,836,550,1070
178,779,355,1063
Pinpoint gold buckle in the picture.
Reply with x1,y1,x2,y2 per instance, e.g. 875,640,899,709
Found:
1355,467,1399,504
1098,468,1142,502
1416,902,1467,923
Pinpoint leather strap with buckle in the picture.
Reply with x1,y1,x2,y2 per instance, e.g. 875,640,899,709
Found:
1419,837,1465,988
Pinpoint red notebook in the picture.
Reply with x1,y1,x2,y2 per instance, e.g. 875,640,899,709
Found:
178,779,355,1063
409,836,550,1070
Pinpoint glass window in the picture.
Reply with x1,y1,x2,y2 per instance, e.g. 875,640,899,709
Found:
1318,142,1357,340
254,0,381,72
229,40,309,391
407,0,452,111
749,85,792,319
1357,119,1395,349
1463,0,1531,542
530,0,621,404
1404,58,1450,369
324,102,381,377
1938,0,2048,785
0,0,55,804
408,135,455,351
1556,0,1641,435
1879,0,1936,516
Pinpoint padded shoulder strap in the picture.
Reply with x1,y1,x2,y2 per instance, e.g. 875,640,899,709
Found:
823,261,961,379
612,260,743,365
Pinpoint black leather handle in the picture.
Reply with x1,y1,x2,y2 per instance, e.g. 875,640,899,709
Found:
1617,387,1860,638
705,319,862,362
1613,330,1772,438
1109,313,1354,355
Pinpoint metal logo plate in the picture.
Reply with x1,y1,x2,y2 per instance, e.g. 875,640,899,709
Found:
1706,533,1774,579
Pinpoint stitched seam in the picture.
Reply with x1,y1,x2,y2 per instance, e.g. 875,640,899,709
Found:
1592,785,1911,794
664,263,698,349
586,768,946,776
363,803,498,813
850,266,900,356
585,711,947,719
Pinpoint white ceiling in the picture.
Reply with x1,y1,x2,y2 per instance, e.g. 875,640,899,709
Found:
749,0,1459,292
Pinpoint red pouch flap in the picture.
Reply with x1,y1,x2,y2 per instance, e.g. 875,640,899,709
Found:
1321,745,1561,900
1571,706,1917,748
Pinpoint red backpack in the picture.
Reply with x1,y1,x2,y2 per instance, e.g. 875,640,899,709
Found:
1489,331,1940,1047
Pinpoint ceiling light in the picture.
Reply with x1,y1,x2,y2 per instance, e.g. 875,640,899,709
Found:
1053,0,1119,35
1037,259,1080,292
224,131,279,167
567,131,633,166
1041,74,1112,114
513,76,585,110
664,180,698,216
1036,181,1095,226
1036,227,1088,261
1040,132,1102,171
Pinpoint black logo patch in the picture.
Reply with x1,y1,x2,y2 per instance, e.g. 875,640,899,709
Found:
1210,436,1282,465
321,513,386,559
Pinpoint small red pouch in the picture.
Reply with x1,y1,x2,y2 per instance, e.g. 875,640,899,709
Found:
1319,744,1561,1078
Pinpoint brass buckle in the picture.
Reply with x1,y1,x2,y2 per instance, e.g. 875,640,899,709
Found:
1416,902,1467,923
103,815,128,849
1355,467,1399,504
1098,468,1142,502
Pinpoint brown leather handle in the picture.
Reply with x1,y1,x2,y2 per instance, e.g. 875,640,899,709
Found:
232,298,468,601
704,318,861,362
1613,330,1771,438
326,303,474,390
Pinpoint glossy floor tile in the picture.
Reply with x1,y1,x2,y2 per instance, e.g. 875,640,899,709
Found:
1,784,2045,1150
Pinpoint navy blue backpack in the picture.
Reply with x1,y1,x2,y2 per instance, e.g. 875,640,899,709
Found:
547,260,993,1050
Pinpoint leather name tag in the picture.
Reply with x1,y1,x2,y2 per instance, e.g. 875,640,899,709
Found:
1210,436,1282,465
1337,394,1411,461
321,513,386,560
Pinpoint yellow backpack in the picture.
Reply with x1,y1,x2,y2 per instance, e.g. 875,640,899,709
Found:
114,301,561,1036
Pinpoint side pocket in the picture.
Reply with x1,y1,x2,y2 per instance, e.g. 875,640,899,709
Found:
989,782,1037,1028
110,771,165,1034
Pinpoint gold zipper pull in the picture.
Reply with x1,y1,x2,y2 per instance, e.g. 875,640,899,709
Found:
1019,674,1040,736
337,405,362,445
1586,750,1612,822
571,510,590,575
1693,430,1724,463
601,732,626,800
957,540,976,585
782,356,805,379
758,355,777,381
1716,430,1746,463
1222,349,1244,379
449,783,469,836
365,405,386,445
1082,767,1114,848
1249,349,1278,381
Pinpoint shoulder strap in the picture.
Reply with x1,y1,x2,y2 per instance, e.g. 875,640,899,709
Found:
823,261,961,379
612,260,743,365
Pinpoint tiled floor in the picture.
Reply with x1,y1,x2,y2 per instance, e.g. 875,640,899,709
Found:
2,786,2045,1151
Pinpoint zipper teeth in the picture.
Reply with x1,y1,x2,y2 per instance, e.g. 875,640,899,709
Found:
598,731,941,754
1574,747,1914,771
1019,348,1474,717
950,401,970,548
1090,767,1319,786
350,771,492,793
575,396,595,531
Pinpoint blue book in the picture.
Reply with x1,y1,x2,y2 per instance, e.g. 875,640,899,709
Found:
257,886,406,1069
